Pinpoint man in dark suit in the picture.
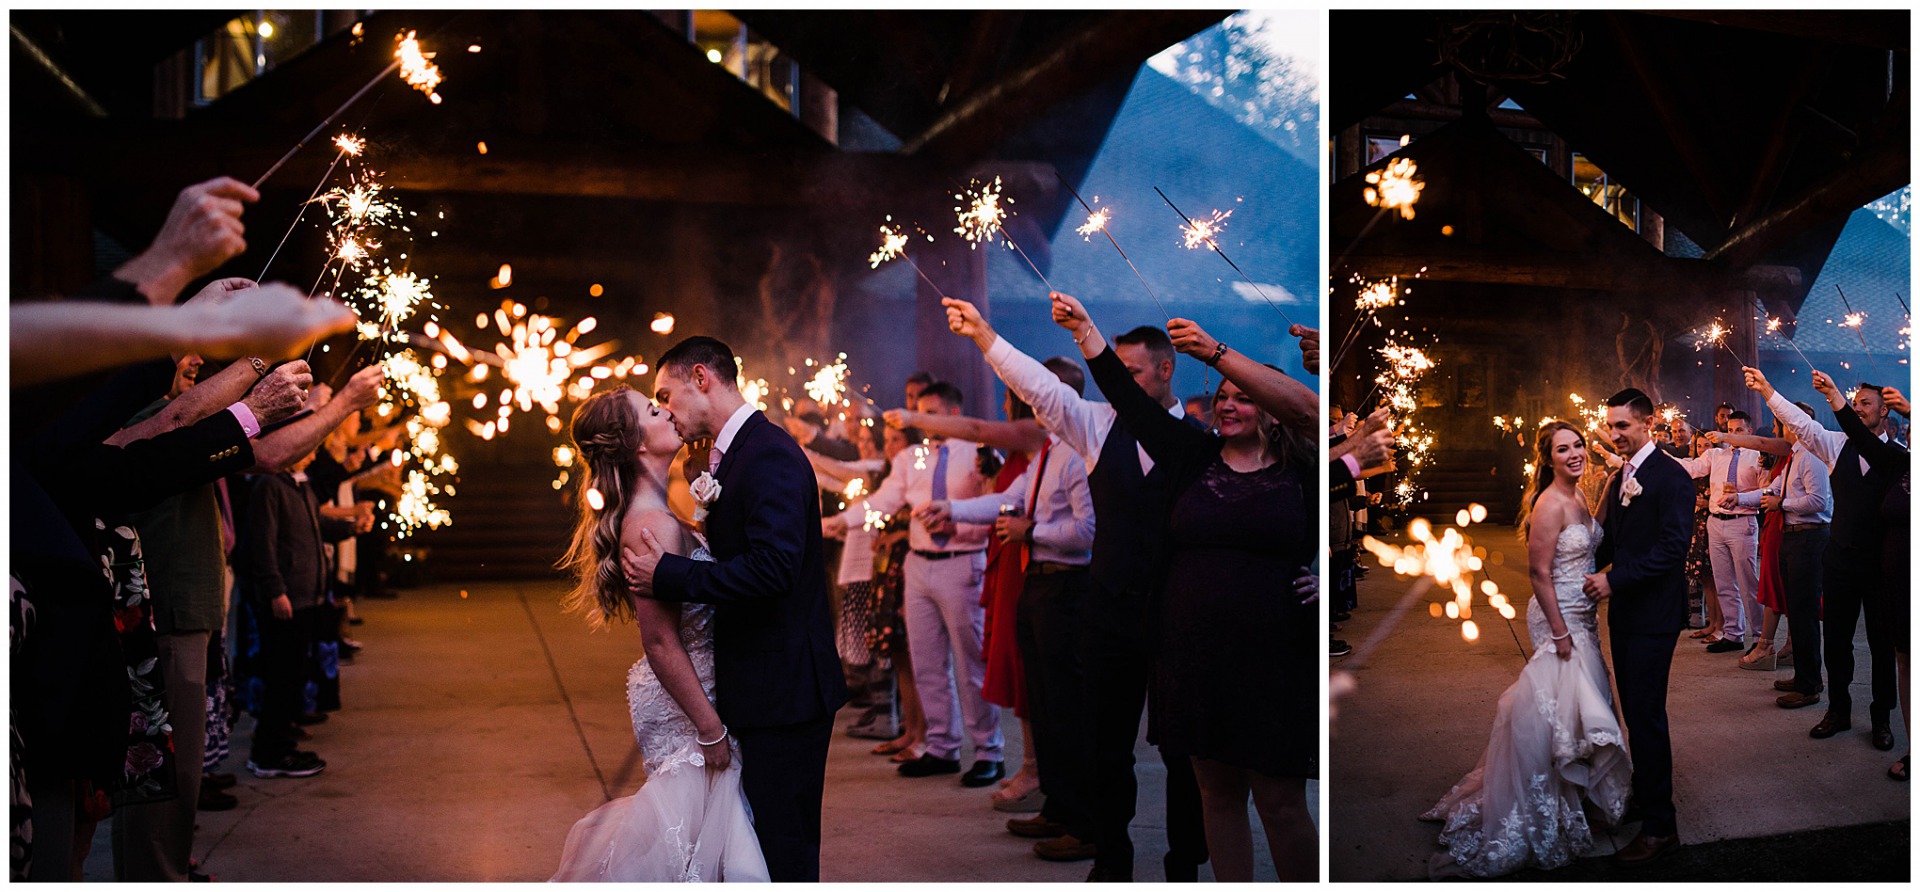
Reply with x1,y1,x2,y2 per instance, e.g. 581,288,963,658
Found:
623,336,849,882
1584,388,1695,865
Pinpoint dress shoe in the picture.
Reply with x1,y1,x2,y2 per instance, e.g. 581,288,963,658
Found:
1007,815,1067,839
896,753,961,778
1774,679,1822,694
961,760,1005,787
1705,639,1743,653
1614,832,1678,865
1871,721,1896,751
205,771,238,790
1776,691,1822,709
1034,834,1097,862
1809,712,1852,739
1085,864,1133,882
293,711,329,726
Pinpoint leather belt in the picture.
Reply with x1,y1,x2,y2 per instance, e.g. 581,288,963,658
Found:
1784,522,1830,533
911,548,985,561
1709,513,1755,521
1025,561,1088,576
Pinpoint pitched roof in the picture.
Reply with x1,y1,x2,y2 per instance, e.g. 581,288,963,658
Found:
1769,209,1909,358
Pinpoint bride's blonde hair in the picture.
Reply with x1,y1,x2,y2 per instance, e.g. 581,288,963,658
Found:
557,387,642,629
1515,420,1585,542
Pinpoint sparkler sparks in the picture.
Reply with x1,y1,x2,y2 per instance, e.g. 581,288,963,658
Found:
1075,207,1112,240
396,30,443,104
1359,511,1513,645
1841,312,1866,329
1363,157,1425,220
951,177,1053,290
1178,208,1233,251
333,133,366,156
869,224,910,268
1691,319,1745,365
1355,276,1399,312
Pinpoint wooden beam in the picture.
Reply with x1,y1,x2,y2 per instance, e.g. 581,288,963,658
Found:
1602,12,1736,227
1638,11,1909,51
901,11,1225,166
1729,50,1832,231
1705,134,1909,269
938,12,1022,105
1336,251,1802,293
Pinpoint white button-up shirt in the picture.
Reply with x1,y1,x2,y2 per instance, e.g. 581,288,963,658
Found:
862,438,991,553
983,335,1185,474
948,434,1095,566
1734,441,1833,526
1676,443,1769,516
1767,390,1886,477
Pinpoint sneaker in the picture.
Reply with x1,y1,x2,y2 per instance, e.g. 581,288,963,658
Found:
249,753,325,778
1330,639,1353,657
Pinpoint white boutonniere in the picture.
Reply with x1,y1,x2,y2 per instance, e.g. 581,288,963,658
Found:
1619,476,1643,507
690,472,723,522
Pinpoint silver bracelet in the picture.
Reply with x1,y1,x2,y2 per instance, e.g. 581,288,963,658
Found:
1074,326,1094,346
695,725,729,747
1550,630,1572,641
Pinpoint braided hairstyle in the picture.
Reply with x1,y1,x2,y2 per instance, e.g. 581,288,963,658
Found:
557,386,643,628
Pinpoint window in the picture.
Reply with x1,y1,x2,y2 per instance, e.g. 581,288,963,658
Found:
1571,152,1640,231
689,11,799,115
196,11,356,105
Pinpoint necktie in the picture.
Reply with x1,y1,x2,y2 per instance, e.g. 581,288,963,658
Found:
929,444,951,548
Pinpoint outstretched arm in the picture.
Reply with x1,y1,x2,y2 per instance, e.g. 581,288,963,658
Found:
1167,317,1316,434
943,297,1108,461
1055,292,1212,469
1703,430,1791,456
884,409,1048,454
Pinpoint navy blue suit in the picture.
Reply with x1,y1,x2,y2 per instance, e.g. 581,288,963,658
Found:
649,410,847,881
1596,446,1694,839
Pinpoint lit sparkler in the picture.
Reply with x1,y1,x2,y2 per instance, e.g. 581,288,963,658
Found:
1052,172,1171,320
868,222,951,299
1691,320,1745,366
396,31,443,104
953,177,1053,291
1363,158,1425,220
251,29,448,190
1155,188,1295,326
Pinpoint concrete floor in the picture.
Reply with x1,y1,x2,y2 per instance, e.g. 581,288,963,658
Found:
83,579,1301,881
1330,524,1911,881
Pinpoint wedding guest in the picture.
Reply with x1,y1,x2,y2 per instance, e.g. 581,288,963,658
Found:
860,383,1004,786
1743,367,1901,748
820,422,903,741
929,360,1097,832
1712,405,1830,686
1056,292,1317,882
940,298,1209,881
239,447,373,779
1674,411,1770,653
903,372,933,410
1715,402,1735,433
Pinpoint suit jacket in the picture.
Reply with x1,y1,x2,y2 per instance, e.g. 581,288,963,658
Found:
1597,446,1694,636
652,411,849,730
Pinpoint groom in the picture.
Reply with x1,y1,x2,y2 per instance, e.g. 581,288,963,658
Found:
1583,388,1694,865
623,336,849,882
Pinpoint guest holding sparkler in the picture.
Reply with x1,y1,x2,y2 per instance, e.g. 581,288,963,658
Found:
940,298,1209,880
1707,406,1829,683
1741,367,1903,751
1673,412,1771,654
1051,291,1318,882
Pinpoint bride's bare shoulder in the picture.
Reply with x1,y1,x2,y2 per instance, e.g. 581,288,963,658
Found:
622,505,692,556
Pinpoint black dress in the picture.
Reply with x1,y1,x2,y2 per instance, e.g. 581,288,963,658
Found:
1087,347,1317,778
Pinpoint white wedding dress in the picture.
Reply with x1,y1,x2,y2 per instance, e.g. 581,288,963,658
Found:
551,548,770,882
1420,519,1632,878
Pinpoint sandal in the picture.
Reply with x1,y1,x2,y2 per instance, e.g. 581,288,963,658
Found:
871,738,909,756
1689,629,1712,639
1891,755,1908,782
889,743,926,763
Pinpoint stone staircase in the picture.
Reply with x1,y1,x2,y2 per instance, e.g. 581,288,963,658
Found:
1406,449,1520,526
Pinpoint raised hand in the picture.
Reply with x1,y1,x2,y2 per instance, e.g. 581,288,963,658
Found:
883,408,915,430
941,298,996,349
1740,365,1774,399
1048,291,1091,333
1883,386,1910,417
1291,323,1321,371
119,177,260,303
198,282,358,359
246,359,314,425
1167,318,1219,361
338,363,387,415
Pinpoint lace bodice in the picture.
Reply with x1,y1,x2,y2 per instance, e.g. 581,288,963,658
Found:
626,546,732,778
1546,519,1601,588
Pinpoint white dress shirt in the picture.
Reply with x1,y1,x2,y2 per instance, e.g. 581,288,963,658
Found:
948,434,1095,566
711,402,757,460
1766,391,1886,477
1734,441,1833,526
1675,444,1768,515
983,335,1186,475
862,438,991,553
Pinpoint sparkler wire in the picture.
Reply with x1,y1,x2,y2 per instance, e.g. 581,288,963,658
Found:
1051,171,1171,321
1154,187,1295,327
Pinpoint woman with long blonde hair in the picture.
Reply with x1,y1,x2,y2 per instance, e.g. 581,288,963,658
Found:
1421,419,1632,877
549,386,768,882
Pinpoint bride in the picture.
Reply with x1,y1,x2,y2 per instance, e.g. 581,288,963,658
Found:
550,387,769,882
1420,420,1632,877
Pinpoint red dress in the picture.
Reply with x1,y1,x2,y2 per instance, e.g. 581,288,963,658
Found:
1755,459,1789,614
980,451,1030,716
